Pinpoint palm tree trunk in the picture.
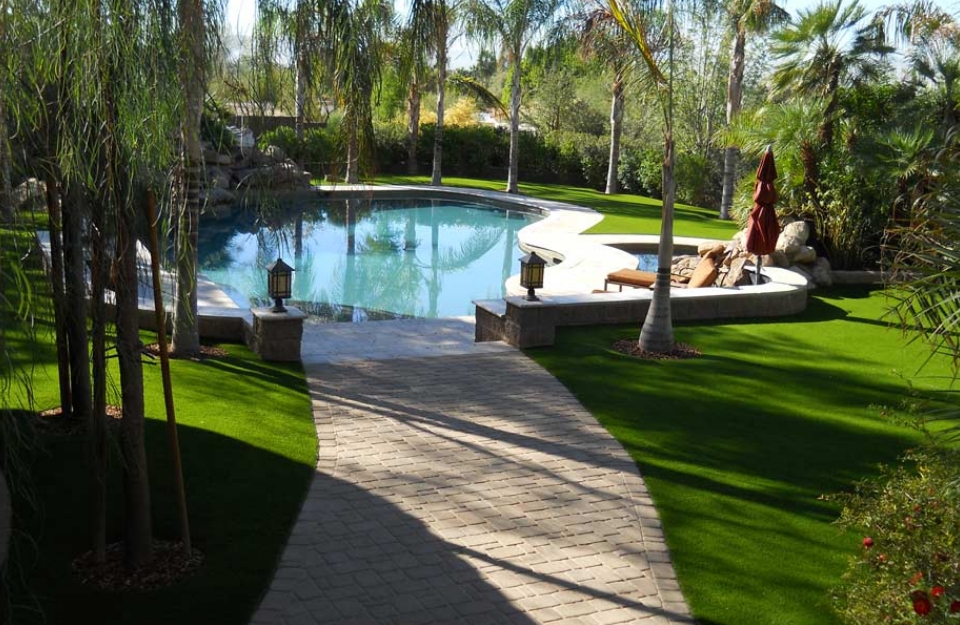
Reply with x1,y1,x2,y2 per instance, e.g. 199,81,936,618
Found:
639,137,675,353
506,62,522,194
431,29,448,187
407,82,421,176
295,46,307,144
346,116,360,183
605,77,625,195
172,0,204,357
720,28,745,220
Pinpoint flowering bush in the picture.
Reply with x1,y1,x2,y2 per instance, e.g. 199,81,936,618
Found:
833,448,960,624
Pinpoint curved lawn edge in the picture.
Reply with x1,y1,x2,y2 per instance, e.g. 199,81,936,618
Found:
526,287,950,625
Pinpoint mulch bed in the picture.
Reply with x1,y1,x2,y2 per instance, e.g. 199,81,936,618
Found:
36,405,123,436
612,339,703,360
72,540,204,591
143,344,228,361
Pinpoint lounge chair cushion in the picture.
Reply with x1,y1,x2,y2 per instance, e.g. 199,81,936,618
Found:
605,269,657,288
687,257,718,288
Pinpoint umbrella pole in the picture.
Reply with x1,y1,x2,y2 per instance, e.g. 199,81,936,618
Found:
754,255,762,285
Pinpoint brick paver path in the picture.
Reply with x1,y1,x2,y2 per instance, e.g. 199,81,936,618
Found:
252,350,693,624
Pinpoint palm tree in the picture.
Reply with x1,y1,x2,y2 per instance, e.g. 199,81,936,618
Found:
718,0,788,219
331,0,389,183
879,0,959,134
400,0,454,183
771,0,891,151
573,1,663,195
607,0,676,353
172,0,208,357
464,0,564,194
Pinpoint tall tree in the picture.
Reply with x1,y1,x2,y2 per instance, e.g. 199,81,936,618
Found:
574,2,659,194
172,0,208,357
771,0,890,154
718,0,787,219
879,0,960,134
331,0,388,183
465,0,564,193
608,0,677,353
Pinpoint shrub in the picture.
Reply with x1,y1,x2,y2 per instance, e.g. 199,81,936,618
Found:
257,126,300,161
832,447,960,624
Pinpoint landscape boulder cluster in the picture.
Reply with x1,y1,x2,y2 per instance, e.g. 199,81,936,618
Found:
671,218,832,287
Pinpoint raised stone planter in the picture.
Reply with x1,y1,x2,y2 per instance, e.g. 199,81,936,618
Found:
248,307,308,362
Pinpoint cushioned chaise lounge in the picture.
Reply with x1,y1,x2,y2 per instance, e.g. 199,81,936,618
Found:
604,269,657,291
604,256,719,291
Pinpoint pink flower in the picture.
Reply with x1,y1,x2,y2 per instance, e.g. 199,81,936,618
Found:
862,536,874,549
931,586,945,598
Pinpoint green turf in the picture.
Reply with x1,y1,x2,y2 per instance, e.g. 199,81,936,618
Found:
2,226,316,625
376,175,741,240
527,287,954,625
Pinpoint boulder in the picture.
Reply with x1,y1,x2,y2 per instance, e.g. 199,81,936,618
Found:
200,187,237,206
262,144,287,162
670,255,701,280
698,242,726,258
718,256,749,287
770,249,789,267
207,167,232,190
811,257,833,286
777,221,809,251
793,245,817,265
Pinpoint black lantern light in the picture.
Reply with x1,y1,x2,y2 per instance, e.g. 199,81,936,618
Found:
267,257,294,312
519,251,546,301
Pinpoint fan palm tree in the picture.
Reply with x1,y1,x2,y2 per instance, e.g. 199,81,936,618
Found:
464,0,565,194
770,0,891,150
718,0,788,219
607,0,676,353
879,0,960,133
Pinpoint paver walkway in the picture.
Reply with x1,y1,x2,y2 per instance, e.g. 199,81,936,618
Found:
251,319,693,625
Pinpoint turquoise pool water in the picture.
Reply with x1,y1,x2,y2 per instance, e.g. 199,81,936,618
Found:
199,196,539,320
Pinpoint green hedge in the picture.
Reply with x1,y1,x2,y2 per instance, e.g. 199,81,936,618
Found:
253,120,718,204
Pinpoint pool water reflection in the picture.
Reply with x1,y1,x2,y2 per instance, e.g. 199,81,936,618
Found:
198,196,539,321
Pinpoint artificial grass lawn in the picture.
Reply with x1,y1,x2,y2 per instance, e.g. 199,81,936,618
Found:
376,174,741,240
1,226,316,625
527,287,954,625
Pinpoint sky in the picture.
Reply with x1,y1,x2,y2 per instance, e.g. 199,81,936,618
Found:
223,0,955,70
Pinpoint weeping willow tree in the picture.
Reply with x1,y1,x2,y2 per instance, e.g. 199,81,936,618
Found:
2,0,189,577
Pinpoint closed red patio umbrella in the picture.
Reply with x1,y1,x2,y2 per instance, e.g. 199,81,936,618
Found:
745,145,780,284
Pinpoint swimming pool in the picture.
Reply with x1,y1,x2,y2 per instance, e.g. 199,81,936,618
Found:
198,196,540,320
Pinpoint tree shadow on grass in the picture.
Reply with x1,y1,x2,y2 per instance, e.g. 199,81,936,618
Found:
4,414,313,625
